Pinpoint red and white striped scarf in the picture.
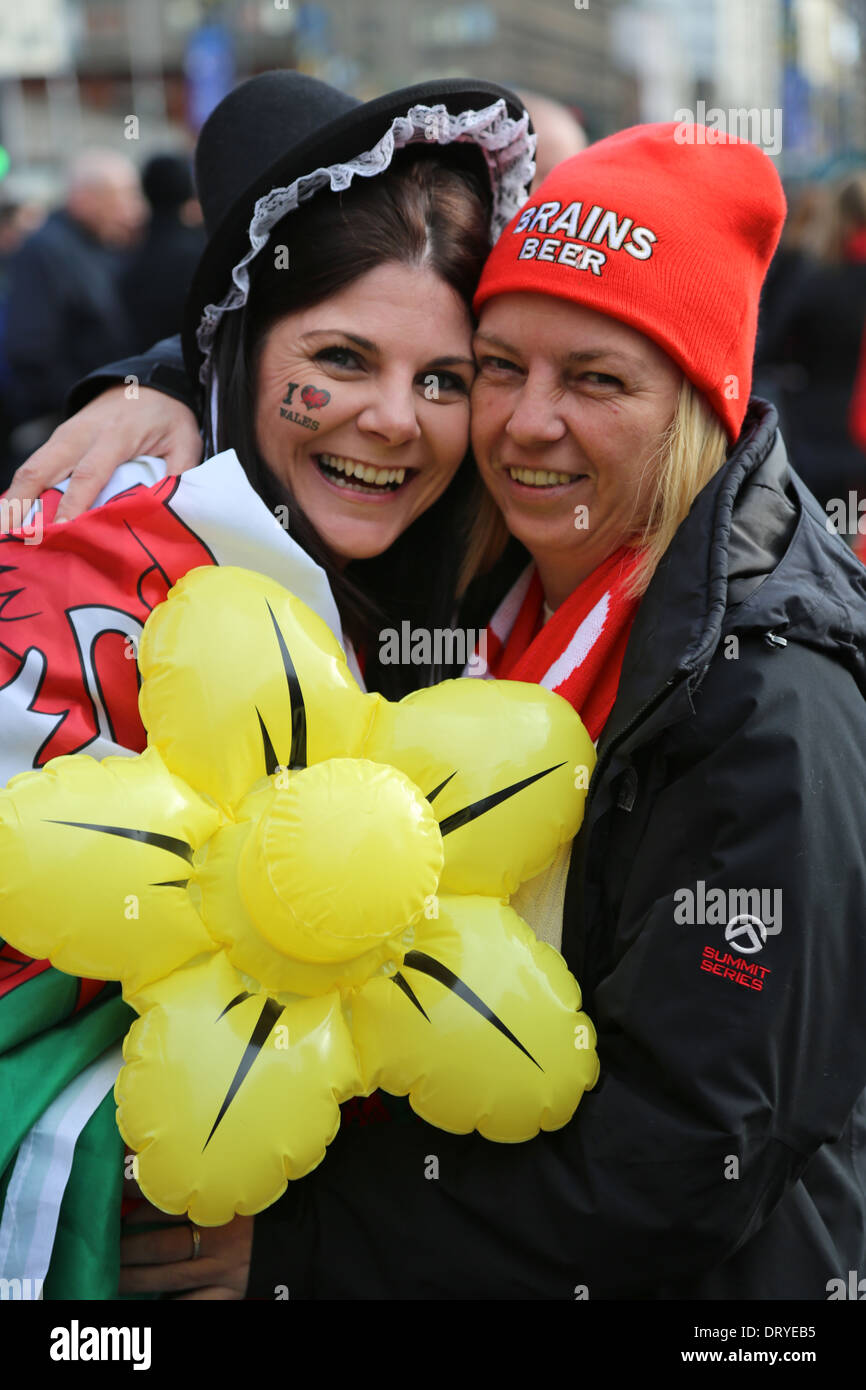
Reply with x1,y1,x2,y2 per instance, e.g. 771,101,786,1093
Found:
467,545,643,742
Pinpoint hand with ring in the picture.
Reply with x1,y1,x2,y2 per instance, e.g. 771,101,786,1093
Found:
119,1159,254,1300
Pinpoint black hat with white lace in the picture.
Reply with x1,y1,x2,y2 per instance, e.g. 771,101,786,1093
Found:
182,70,535,388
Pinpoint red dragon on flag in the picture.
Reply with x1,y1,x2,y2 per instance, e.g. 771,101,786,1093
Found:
0,475,215,770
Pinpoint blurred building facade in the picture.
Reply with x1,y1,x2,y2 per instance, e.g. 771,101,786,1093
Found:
0,0,864,202
352,0,633,137
612,0,866,170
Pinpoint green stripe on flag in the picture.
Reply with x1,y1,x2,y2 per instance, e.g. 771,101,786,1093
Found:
43,1087,125,1300
0,990,133,1197
0,964,81,1055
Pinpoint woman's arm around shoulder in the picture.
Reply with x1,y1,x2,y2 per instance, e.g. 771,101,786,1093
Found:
1,337,202,524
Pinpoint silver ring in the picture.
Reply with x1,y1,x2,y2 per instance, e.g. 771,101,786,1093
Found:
189,1223,202,1261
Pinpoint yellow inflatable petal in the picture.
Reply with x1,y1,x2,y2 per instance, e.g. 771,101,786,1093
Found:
139,566,378,811
0,747,219,997
364,678,595,896
350,895,599,1142
119,952,363,1225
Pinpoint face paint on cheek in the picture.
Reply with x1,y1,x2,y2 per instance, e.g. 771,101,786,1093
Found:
277,381,329,429
300,385,331,410
278,406,320,431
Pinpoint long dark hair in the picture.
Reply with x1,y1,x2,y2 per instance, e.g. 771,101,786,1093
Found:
206,145,493,697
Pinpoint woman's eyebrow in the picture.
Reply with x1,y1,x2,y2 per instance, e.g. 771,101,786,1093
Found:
299,329,378,352
427,355,476,370
474,333,643,371
564,348,644,368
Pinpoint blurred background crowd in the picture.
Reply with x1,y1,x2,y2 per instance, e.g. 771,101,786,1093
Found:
0,0,865,515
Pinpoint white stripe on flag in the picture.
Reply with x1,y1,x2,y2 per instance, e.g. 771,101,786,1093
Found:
0,1043,122,1296
539,591,610,692
168,450,345,644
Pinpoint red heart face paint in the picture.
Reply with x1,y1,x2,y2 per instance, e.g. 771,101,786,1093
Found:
279,382,331,429
300,385,331,410
279,382,319,431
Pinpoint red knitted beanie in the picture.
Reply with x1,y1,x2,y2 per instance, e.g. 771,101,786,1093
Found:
473,122,787,441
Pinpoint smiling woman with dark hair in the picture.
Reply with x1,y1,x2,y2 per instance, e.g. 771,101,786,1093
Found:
207,145,496,693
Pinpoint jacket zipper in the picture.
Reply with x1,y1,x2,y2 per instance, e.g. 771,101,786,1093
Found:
569,669,692,987
587,669,691,818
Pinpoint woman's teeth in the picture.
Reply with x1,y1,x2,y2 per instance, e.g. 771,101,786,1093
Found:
316,454,407,491
508,467,577,487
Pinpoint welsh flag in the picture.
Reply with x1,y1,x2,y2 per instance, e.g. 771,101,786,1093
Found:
0,451,343,1298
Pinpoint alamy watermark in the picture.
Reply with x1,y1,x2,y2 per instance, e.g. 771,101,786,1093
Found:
674,880,782,938
674,102,782,157
379,623,487,672
0,497,42,544
0,1276,44,1299
49,1320,151,1369
826,491,866,537
827,1270,866,1299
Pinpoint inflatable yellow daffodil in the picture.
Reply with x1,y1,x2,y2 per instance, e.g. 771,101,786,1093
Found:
0,567,599,1225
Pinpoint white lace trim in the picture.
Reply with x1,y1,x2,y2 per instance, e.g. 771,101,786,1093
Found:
196,99,535,384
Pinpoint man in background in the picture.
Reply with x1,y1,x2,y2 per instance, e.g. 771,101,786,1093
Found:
0,200,46,481
517,90,587,190
2,150,144,459
120,152,205,352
